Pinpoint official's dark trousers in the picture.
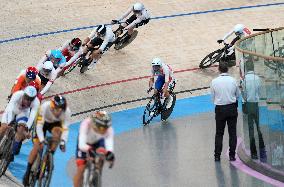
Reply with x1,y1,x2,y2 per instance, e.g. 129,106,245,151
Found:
214,103,238,158
246,102,265,155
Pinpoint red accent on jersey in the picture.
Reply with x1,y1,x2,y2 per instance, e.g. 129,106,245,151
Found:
61,48,72,62
244,28,251,35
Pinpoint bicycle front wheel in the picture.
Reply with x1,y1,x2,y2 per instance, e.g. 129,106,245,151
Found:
0,128,15,177
143,95,158,126
63,62,78,76
38,153,53,187
199,49,222,69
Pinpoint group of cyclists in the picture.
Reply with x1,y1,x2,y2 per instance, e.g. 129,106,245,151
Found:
0,1,251,186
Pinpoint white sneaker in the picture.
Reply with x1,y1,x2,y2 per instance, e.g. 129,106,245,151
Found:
166,95,173,109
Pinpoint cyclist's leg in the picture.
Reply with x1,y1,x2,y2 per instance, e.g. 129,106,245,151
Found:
74,140,87,187
50,122,63,152
14,111,30,155
155,75,165,94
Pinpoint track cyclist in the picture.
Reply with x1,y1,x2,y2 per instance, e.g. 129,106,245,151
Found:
149,58,175,109
217,24,251,60
22,95,71,186
82,24,116,68
1,86,40,160
37,49,66,74
73,111,115,187
112,2,150,41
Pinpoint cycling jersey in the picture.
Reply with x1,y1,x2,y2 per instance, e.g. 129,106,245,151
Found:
117,6,150,29
36,62,58,95
151,63,174,83
36,101,71,143
78,117,114,152
59,40,83,67
222,27,251,42
11,70,41,95
88,26,115,52
1,90,40,129
37,50,66,72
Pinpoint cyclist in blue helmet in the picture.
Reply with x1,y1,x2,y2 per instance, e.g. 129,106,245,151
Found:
37,49,66,75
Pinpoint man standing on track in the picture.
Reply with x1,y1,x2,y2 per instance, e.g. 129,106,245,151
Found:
211,62,240,161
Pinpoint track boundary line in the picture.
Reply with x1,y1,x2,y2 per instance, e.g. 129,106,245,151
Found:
71,86,210,116
0,2,283,44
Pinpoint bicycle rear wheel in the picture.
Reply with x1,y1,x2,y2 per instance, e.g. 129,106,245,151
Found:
143,95,158,126
199,49,222,69
38,153,53,187
161,92,177,121
114,30,138,50
0,128,15,177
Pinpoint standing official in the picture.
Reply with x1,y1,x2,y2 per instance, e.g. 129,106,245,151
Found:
211,62,240,161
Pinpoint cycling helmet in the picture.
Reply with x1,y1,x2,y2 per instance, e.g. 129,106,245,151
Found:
24,86,37,98
51,95,67,111
96,25,107,36
92,111,111,129
28,80,40,92
43,61,54,72
133,2,144,13
50,49,63,59
26,66,38,80
151,58,163,66
71,38,82,51
234,24,245,35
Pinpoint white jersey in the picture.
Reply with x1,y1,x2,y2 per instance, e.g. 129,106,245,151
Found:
78,117,114,152
152,62,174,83
36,101,71,143
88,26,115,51
1,91,40,129
222,26,251,42
118,6,150,29
36,62,58,95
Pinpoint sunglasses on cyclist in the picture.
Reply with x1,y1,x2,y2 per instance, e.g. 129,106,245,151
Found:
23,94,35,102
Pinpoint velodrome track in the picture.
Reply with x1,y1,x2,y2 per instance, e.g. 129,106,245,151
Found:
1,0,284,186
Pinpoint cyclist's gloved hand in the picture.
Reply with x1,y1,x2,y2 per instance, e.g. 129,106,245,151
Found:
111,20,119,24
59,140,66,152
106,151,115,162
217,39,223,44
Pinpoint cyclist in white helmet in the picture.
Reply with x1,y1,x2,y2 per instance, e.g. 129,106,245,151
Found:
82,24,116,68
149,58,175,109
36,61,58,96
217,24,251,58
112,2,150,41
0,86,40,160
73,111,115,187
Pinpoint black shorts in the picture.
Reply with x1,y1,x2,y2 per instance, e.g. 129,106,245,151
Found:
34,121,62,140
126,14,150,28
38,73,49,86
90,37,113,52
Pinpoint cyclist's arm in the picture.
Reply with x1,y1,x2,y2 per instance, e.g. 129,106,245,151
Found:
1,92,21,124
222,30,234,41
78,118,92,152
125,16,143,30
117,7,132,21
36,107,45,143
104,127,114,152
83,30,96,45
99,36,112,52
40,71,57,95
60,108,71,143
26,98,40,130
11,75,25,94
65,49,83,67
